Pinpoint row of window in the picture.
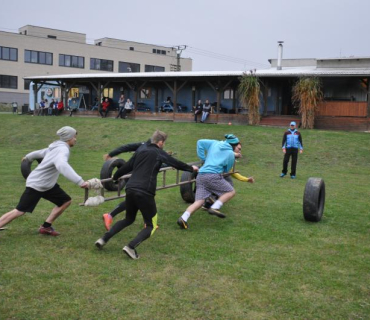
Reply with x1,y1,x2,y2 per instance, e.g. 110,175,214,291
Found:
0,47,166,72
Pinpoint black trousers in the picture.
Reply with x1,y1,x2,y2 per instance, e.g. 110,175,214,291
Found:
110,201,126,218
102,189,157,249
282,148,299,176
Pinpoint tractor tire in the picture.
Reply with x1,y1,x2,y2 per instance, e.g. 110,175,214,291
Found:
180,171,197,203
100,158,126,191
21,158,43,179
303,177,325,222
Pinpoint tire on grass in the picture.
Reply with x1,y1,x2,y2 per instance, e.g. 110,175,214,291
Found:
303,177,325,222
21,158,43,179
180,171,197,203
100,158,126,191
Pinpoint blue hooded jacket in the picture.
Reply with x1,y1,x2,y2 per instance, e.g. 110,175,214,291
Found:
197,139,235,174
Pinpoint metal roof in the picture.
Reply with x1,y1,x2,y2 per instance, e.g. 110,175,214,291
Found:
24,67,370,81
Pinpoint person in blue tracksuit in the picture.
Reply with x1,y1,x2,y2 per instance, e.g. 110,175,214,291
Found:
280,121,303,179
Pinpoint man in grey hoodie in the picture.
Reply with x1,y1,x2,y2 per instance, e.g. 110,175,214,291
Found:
0,126,89,236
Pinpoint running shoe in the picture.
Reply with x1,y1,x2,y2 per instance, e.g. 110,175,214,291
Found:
95,238,106,249
207,208,226,218
102,213,113,231
177,217,189,229
123,246,140,260
39,226,60,236
280,173,286,178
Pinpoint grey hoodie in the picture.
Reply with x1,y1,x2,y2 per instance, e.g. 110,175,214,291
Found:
25,140,84,192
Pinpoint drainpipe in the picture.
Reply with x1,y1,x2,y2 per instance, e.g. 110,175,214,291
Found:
277,41,284,70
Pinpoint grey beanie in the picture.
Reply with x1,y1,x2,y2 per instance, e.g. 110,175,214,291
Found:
57,126,77,142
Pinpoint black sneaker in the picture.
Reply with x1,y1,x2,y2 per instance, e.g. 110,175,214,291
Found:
207,208,226,218
95,238,106,249
177,217,189,229
123,246,140,260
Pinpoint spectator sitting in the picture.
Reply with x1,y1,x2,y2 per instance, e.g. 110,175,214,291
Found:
91,98,99,111
99,98,110,118
49,99,55,116
193,99,203,122
122,98,133,118
38,100,45,116
57,100,64,116
200,99,211,123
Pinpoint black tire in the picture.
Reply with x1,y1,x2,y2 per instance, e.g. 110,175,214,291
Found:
303,177,325,222
180,171,197,203
100,158,126,191
21,158,43,179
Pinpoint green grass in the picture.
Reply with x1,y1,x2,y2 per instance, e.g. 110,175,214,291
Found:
0,114,369,319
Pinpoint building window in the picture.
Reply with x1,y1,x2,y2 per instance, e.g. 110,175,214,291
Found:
129,47,134,51
119,61,140,73
47,35,57,39
0,75,17,89
90,58,113,71
223,88,234,99
145,65,165,72
152,49,166,55
140,88,151,99
25,50,53,65
54,87,61,99
24,79,31,90
103,88,114,98
59,54,84,68
0,46,18,61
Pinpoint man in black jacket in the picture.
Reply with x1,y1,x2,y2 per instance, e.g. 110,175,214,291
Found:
101,140,150,231
95,130,198,259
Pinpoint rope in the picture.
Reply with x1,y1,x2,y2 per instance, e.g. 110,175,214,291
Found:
84,178,105,206
84,196,105,207
87,178,103,190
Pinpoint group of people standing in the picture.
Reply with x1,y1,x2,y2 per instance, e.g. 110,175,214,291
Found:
193,99,212,123
38,98,64,116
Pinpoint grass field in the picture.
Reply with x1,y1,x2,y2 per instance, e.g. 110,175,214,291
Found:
0,114,369,319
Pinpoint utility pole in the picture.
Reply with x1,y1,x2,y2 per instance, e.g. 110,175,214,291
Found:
174,45,187,71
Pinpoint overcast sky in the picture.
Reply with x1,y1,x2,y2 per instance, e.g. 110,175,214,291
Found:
1,0,369,71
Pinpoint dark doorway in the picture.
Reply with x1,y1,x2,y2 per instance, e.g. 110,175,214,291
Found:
281,78,297,115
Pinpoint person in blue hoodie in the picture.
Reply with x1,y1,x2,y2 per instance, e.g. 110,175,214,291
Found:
280,121,303,179
177,134,240,229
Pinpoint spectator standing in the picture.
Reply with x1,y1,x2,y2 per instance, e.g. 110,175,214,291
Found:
280,121,303,179
44,99,49,116
116,94,125,119
201,99,211,123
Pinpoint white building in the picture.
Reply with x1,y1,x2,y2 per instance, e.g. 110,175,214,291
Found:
0,25,192,106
